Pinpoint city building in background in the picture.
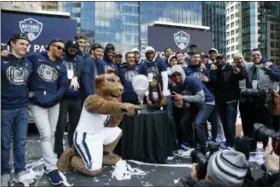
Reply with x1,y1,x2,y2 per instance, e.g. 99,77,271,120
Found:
226,1,280,63
139,2,203,52
202,2,226,54
226,2,242,61
1,2,41,11
61,1,227,55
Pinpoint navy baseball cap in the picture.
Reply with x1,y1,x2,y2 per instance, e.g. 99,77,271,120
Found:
47,38,65,50
8,33,29,46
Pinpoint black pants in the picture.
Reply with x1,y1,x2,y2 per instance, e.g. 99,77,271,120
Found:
55,98,82,158
239,101,273,150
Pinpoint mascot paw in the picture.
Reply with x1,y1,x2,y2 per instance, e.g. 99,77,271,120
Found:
57,147,77,172
103,154,121,165
71,156,102,177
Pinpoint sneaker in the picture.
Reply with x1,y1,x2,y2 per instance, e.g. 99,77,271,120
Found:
43,166,48,175
48,169,63,186
15,170,38,186
1,174,11,187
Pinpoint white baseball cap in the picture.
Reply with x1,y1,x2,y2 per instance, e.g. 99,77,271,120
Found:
131,48,140,53
145,46,155,53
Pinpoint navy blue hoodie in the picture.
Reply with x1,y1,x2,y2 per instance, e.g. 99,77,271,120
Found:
181,76,215,103
27,52,68,108
1,55,33,109
82,57,100,98
62,54,84,99
140,57,167,86
184,64,209,80
118,63,142,103
101,58,119,75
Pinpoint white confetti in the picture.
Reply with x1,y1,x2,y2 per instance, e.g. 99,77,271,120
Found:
174,178,180,184
167,156,174,160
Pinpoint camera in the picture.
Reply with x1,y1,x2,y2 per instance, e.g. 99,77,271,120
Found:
240,88,273,104
190,142,220,180
253,123,280,156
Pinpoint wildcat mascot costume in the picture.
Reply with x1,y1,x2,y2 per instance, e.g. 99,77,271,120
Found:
57,74,137,176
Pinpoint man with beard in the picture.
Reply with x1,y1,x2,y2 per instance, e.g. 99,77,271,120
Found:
101,43,119,75
241,49,280,149
208,48,218,64
27,38,68,185
118,52,142,104
82,43,104,101
210,54,246,148
170,65,214,152
141,46,170,107
54,40,84,159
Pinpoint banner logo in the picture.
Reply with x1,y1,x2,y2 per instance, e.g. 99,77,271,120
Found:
174,31,190,50
19,18,43,41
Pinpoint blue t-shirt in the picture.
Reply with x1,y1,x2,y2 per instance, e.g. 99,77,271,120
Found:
118,64,142,103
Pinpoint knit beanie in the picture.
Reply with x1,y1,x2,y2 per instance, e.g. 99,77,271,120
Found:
207,150,249,186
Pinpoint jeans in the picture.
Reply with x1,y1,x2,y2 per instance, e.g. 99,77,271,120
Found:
194,103,214,150
29,104,60,172
1,107,28,175
217,100,238,147
207,106,218,141
55,98,82,158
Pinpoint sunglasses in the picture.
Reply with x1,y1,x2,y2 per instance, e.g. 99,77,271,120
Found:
251,53,261,57
52,45,65,51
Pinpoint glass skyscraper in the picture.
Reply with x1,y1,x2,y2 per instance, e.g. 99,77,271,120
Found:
61,2,225,54
202,2,226,54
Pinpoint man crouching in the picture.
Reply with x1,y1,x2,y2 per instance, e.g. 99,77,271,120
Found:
57,74,138,176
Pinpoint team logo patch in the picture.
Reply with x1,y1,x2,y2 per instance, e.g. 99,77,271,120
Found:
37,64,58,82
6,66,29,85
174,31,190,50
19,18,43,41
124,70,138,82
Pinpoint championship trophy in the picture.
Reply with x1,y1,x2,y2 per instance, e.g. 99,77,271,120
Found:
132,75,149,108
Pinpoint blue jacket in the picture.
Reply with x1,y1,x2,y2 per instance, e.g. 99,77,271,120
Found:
62,54,84,99
1,55,33,109
210,63,246,102
82,57,100,98
140,57,167,82
27,52,68,108
118,63,142,103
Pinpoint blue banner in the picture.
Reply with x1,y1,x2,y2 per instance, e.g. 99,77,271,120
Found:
148,26,213,58
1,10,77,52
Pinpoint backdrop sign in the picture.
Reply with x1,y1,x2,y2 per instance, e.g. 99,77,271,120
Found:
148,26,213,57
1,10,77,52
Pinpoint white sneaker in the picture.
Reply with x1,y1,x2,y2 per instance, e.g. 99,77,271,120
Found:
1,174,11,187
15,170,42,186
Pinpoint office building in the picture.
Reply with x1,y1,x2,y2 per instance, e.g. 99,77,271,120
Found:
202,2,226,54
226,2,280,63
61,2,226,54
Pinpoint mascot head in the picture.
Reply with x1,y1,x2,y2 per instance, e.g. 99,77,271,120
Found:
95,74,124,101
